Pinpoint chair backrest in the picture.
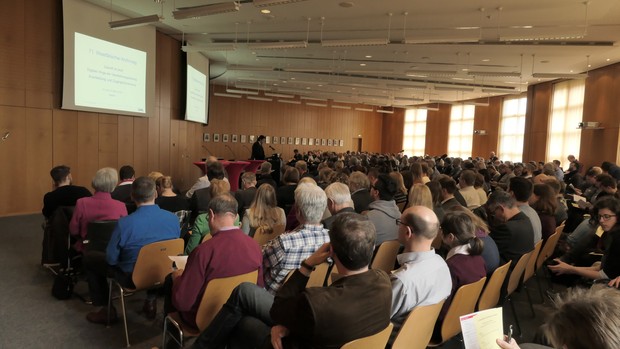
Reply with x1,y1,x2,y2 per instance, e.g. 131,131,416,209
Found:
131,238,184,290
536,224,564,271
392,300,446,349
440,277,487,343
506,250,533,296
524,240,543,283
477,261,511,311
195,270,259,331
201,233,212,243
397,202,406,212
340,322,394,349
253,224,285,246
371,240,401,273
307,262,330,288
84,220,117,253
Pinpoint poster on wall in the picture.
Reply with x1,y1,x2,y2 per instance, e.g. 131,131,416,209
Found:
328,139,333,146
280,136,286,144
309,138,314,146
315,138,320,146
265,136,271,144
339,139,344,147
223,134,229,142
241,135,247,143
302,138,307,145
232,134,238,143
295,137,300,145
213,133,220,142
333,139,338,146
321,139,326,146
288,137,293,145
250,135,255,143
203,133,210,142
273,136,278,144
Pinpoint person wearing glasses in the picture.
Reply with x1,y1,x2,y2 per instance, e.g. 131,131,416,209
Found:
549,196,620,282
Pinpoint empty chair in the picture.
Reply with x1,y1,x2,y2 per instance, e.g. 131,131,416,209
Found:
392,300,445,349
163,270,259,348
253,224,285,246
503,250,534,336
340,322,393,349
428,277,487,347
107,238,184,347
523,240,543,315
477,261,512,311
371,240,401,273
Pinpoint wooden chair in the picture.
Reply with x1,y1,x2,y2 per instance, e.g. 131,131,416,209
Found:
477,261,511,311
396,202,406,212
392,300,445,349
535,224,564,300
283,262,331,287
253,224,285,246
371,240,401,274
340,322,394,349
428,277,487,347
107,238,184,347
522,240,543,315
163,270,259,348
503,250,534,336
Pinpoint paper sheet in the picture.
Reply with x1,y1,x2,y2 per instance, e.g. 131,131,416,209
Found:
572,194,586,203
460,307,504,349
169,255,188,270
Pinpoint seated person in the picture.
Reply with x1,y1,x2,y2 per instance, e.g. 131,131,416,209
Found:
189,161,227,219
497,286,620,349
185,179,238,255
42,165,91,219
191,213,392,349
276,167,299,216
256,162,277,190
83,177,180,323
111,165,135,203
322,182,355,230
241,184,286,237
165,194,263,331
262,182,330,294
365,174,401,246
235,172,258,219
155,175,190,213
69,167,127,253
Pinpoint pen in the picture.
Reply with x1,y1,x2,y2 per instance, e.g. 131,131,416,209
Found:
507,324,513,343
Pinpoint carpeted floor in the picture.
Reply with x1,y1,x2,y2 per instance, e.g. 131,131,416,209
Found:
0,213,559,349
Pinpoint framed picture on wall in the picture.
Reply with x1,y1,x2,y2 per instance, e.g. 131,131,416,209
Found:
321,139,326,146
333,139,338,146
232,134,238,143
203,133,210,142
273,136,278,145
280,136,286,144
328,139,333,146
308,138,314,146
302,138,307,145
288,137,293,145
213,133,220,142
223,134,229,142
295,137,300,145
241,134,247,143
265,136,271,144
315,138,320,146
339,139,344,147
250,135,256,143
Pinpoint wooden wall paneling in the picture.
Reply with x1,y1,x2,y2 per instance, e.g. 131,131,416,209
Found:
523,83,552,162
0,106,27,215
381,110,405,153
98,117,119,170
75,112,99,188
24,108,53,213
169,119,180,181
24,0,55,109
425,105,450,156
117,116,135,167
175,120,189,190
472,98,501,159
158,107,172,175
147,109,161,172
132,117,149,177
52,109,78,168
0,1,25,108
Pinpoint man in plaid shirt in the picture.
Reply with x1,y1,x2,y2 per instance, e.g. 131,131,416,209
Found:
262,182,330,294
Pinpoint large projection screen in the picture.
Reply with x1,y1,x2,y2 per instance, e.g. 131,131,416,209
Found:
62,0,156,117
185,53,210,124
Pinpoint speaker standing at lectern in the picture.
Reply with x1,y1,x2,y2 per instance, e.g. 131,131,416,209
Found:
251,135,266,160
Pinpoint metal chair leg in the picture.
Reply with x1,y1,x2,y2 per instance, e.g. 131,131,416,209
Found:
508,296,522,336
524,285,535,317
119,286,130,347
107,279,114,328
163,315,184,349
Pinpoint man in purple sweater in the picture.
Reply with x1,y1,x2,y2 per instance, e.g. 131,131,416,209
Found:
166,194,263,330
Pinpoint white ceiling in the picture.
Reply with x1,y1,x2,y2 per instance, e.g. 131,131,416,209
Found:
86,0,620,106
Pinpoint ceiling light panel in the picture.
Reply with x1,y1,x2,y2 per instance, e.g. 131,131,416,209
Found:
253,0,308,7
173,2,240,19
321,38,389,47
109,14,160,30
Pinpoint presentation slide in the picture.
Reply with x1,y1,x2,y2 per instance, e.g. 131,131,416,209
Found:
186,65,207,123
74,33,147,113
185,52,210,124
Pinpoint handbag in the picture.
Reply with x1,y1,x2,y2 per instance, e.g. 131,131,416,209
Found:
52,268,75,300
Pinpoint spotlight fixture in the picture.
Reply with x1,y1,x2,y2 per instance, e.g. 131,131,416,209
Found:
109,14,160,30
173,2,240,19
247,41,308,50
321,38,389,48
253,0,308,7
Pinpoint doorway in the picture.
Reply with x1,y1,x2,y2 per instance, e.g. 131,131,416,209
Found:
352,137,362,152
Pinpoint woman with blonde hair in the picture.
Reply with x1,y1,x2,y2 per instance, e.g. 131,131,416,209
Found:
390,171,408,206
242,184,286,237
185,179,239,254
155,176,189,213
406,183,433,210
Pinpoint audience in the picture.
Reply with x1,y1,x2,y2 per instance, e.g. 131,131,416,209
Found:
389,171,408,206
529,183,558,241
256,162,277,190
69,167,127,253
349,171,372,213
42,165,91,219
276,167,300,215
458,169,482,209
365,174,401,246
509,177,542,244
438,175,463,212
241,184,286,237
235,172,258,219
84,177,179,323
155,175,190,213
110,165,135,203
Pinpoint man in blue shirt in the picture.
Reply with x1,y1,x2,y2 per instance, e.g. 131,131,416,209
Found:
85,176,180,324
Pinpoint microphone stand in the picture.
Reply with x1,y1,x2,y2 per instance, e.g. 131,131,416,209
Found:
224,144,236,161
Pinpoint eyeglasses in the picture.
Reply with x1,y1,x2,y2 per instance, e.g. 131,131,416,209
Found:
598,214,617,221
395,218,412,229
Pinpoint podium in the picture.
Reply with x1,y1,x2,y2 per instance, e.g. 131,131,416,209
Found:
223,161,249,192
245,160,265,173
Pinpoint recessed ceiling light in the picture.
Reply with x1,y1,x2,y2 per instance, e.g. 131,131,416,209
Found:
570,70,574,73
462,68,469,71
339,1,354,8
318,84,323,87
360,63,366,66
540,60,550,63
421,56,430,60
306,87,311,89
481,59,490,62
606,58,611,61
290,77,296,80
588,64,592,68
365,55,372,58
260,9,271,14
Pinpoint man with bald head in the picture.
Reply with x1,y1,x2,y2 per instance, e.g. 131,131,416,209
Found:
389,206,452,343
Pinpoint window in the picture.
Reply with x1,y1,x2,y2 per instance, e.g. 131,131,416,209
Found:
402,109,427,156
546,80,585,168
498,97,527,162
447,104,475,158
